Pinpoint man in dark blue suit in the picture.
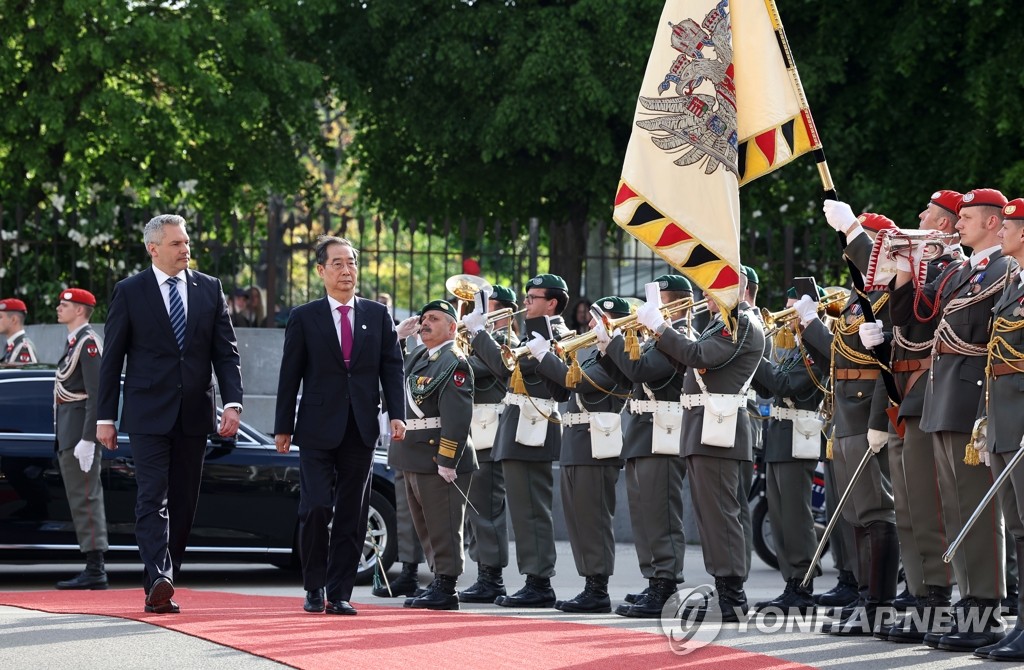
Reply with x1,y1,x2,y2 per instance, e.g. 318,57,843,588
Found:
97,214,244,614
274,235,406,616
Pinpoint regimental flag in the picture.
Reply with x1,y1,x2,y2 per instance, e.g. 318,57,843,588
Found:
613,0,822,314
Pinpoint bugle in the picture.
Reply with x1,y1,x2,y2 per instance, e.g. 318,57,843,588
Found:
762,288,849,335
500,330,576,371
882,231,959,262
457,307,526,336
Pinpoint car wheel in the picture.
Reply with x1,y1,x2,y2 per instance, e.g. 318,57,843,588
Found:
355,489,398,584
752,497,779,571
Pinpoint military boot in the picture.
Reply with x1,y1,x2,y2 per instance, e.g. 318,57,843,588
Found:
757,579,815,615
555,575,611,614
458,565,506,603
814,569,859,607
372,562,420,598
977,539,1024,659
494,575,556,608
937,598,1005,652
887,584,953,644
622,578,677,618
56,551,108,590
832,522,899,637
405,575,459,611
682,577,748,623
822,526,871,634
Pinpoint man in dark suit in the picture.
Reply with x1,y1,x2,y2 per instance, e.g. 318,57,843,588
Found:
97,214,244,615
274,235,406,616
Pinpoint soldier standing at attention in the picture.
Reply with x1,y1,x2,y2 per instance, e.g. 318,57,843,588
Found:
0,298,38,364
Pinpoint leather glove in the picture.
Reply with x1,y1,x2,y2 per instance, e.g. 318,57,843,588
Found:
858,321,884,348
437,465,458,483
74,439,95,473
867,428,888,455
792,295,818,326
635,301,666,333
396,315,420,339
526,331,550,361
823,199,858,234
460,308,487,335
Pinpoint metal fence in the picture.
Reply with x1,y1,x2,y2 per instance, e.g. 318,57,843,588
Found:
0,200,850,326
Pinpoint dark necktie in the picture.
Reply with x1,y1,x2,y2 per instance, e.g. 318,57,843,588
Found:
167,277,186,350
338,305,353,365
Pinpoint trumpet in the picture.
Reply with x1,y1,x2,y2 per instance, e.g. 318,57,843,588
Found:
457,307,526,335
762,288,849,334
593,297,709,335
881,231,959,262
499,330,576,371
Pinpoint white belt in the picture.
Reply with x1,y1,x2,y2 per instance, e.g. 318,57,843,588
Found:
474,403,505,414
406,417,441,431
630,399,683,415
681,393,747,409
503,393,558,414
746,389,758,402
562,412,590,426
770,406,819,422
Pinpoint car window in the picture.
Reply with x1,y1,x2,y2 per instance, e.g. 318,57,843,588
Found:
0,378,55,434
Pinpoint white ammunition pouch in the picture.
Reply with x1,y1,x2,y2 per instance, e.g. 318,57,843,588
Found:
771,405,823,460
588,412,623,459
471,403,504,451
505,393,557,447
683,369,756,449
631,400,684,456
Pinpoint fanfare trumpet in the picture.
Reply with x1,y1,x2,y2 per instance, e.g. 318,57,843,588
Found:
456,306,526,336
881,231,959,262
761,288,849,335
499,330,577,371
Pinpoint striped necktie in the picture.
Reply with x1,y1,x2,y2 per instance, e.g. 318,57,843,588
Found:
167,276,186,350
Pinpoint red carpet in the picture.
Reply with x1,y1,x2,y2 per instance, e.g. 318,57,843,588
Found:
0,589,813,669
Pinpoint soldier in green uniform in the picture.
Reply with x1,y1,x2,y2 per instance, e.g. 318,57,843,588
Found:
53,288,109,590
751,285,829,613
0,298,39,364
532,296,631,613
458,284,519,603
602,275,691,618
463,274,572,607
390,300,477,611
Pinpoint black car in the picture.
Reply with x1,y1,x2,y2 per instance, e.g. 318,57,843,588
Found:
0,367,397,583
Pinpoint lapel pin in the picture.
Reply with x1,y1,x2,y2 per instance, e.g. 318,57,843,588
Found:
361,324,367,330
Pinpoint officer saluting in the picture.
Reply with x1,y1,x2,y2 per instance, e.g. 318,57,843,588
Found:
0,298,38,364
390,299,477,611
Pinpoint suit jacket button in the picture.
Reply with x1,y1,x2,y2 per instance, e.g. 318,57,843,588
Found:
977,380,983,386
429,439,436,445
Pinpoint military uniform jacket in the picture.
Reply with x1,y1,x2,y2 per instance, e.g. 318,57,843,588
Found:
54,325,102,450
656,305,765,461
2,331,37,364
603,326,686,459
389,340,478,474
468,330,518,464
891,248,1015,434
751,344,827,463
469,316,572,462
891,252,960,419
983,270,1024,454
536,352,627,466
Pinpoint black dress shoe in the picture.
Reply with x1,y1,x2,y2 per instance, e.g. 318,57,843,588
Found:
145,577,175,613
145,599,180,614
304,588,326,613
325,600,358,615
494,575,556,608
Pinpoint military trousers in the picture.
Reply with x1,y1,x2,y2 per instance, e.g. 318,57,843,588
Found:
465,457,509,569
404,470,472,578
832,432,895,527
823,458,857,576
503,459,557,578
56,446,108,553
766,459,818,582
686,454,746,579
625,456,686,583
561,464,618,577
393,470,425,564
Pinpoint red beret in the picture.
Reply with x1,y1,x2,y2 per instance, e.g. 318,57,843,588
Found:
0,298,27,313
1003,199,1024,221
929,190,963,216
857,212,896,233
58,288,96,307
958,188,1007,213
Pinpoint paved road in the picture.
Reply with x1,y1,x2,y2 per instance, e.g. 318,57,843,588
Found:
0,542,999,669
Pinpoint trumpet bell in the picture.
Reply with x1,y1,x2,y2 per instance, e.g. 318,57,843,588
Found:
881,232,959,262
446,274,493,302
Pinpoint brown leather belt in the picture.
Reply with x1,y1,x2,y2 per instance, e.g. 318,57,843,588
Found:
992,361,1024,377
834,368,880,380
892,358,931,373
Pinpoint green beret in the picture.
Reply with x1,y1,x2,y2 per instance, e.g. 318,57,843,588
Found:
527,273,568,292
419,299,458,320
741,265,759,285
653,274,692,292
491,284,518,309
786,285,826,300
595,296,631,317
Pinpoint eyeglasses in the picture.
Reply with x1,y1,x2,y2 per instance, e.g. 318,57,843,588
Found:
523,293,549,304
322,260,357,271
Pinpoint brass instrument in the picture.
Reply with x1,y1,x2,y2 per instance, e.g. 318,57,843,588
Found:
762,288,849,336
591,297,708,336
881,231,959,262
456,306,526,336
499,330,576,371
446,273,493,351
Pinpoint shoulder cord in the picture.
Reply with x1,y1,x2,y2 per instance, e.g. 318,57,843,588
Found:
55,334,103,403
891,325,932,352
933,279,1006,356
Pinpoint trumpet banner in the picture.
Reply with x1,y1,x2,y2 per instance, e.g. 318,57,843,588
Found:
613,0,821,312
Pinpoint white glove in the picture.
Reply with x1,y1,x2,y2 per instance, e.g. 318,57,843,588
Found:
867,429,888,454
437,465,458,483
858,321,884,348
823,199,858,234
74,439,95,473
460,308,487,335
526,331,550,361
792,295,818,326
396,315,420,339
973,417,989,454
635,301,666,333
895,242,927,274
593,321,610,353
